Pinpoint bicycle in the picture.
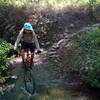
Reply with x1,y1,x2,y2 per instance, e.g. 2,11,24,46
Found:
21,49,36,95
13,46,40,95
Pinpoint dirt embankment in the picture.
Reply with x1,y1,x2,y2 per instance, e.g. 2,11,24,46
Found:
0,4,99,45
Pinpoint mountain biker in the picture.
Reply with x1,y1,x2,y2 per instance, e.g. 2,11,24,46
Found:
14,22,41,64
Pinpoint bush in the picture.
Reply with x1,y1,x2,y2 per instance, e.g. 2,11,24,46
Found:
79,29,100,88
67,29,100,88
0,39,12,76
59,28,100,88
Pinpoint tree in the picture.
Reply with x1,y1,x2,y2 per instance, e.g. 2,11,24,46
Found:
88,0,97,21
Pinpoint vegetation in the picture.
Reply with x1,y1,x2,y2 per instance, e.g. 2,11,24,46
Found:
61,28,100,88
0,0,100,9
0,39,12,80
0,0,100,43
79,29,100,88
0,39,12,96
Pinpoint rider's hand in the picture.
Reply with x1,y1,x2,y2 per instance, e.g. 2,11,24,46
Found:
13,50,18,55
14,46,17,51
37,50,41,54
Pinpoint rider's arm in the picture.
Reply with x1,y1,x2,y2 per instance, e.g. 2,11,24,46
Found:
14,28,24,50
32,30,40,50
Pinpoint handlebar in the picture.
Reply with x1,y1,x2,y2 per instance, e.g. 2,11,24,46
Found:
12,49,41,56
13,43,41,55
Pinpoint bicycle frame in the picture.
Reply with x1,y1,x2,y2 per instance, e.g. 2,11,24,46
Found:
23,50,33,68
17,43,34,68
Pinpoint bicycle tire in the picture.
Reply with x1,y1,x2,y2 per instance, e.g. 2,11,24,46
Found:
23,70,36,95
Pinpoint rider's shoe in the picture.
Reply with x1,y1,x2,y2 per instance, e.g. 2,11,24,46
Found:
22,59,25,67
31,59,33,66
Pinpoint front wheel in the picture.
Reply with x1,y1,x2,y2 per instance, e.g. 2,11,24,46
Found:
23,70,36,95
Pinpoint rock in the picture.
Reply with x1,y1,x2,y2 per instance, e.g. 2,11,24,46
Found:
65,27,69,33
57,39,65,44
50,48,56,51
9,25,15,31
92,23,100,27
63,32,68,36
11,76,17,79
77,96,88,100
58,34,64,38
49,55,59,58
52,44,59,49
53,60,58,63
6,84,15,92
8,60,14,66
52,43,57,46
5,24,12,29
52,46,59,49
41,43,45,46
48,51,57,55
69,24,74,28
37,35,40,38
65,35,69,39
46,42,51,45
77,23,100,34
57,39,66,46
64,35,70,39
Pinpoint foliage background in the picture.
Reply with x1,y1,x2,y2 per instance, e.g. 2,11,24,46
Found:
0,39,12,76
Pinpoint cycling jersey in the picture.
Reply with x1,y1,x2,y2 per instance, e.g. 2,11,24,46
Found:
23,32,33,43
14,28,40,50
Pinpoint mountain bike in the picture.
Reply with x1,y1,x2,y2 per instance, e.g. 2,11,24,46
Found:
21,49,36,95
13,43,41,95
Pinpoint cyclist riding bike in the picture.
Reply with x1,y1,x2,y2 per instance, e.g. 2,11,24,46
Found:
14,22,41,65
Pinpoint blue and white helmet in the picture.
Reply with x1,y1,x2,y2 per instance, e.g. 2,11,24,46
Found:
23,22,33,31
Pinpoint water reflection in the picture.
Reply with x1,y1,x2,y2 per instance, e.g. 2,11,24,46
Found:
0,82,100,100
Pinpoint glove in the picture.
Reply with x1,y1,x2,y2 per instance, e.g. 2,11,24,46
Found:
14,46,17,51
13,50,18,55
37,50,41,54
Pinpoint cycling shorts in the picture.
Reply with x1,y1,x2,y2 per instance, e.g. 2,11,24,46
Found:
21,42,36,53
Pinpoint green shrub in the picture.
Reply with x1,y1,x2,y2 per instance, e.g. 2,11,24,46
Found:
0,39,12,76
57,29,100,88
66,29,100,88
79,29,100,88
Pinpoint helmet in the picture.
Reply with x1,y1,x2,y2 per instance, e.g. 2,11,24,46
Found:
23,22,33,31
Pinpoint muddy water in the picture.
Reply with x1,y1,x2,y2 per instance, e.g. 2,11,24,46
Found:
1,69,99,100
0,56,99,100
0,81,99,100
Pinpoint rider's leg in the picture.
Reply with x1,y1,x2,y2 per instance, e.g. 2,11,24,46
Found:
30,44,35,66
21,42,26,63
21,49,25,63
31,52,34,66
